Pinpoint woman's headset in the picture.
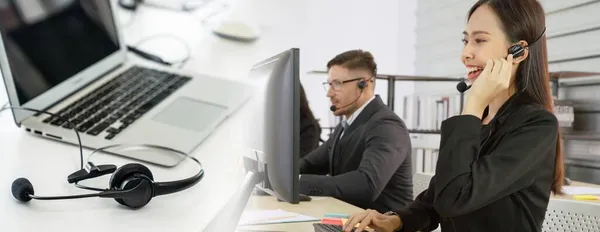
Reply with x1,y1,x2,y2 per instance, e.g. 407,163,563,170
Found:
510,26,546,93
4,105,204,209
508,44,525,59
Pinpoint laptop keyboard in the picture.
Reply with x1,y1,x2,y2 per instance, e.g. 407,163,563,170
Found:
313,223,355,232
41,66,191,140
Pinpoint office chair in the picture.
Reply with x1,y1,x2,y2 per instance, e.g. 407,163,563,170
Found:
411,172,441,232
412,172,434,200
542,198,600,231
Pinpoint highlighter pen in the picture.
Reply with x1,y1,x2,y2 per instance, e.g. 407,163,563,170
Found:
573,195,600,200
324,213,351,219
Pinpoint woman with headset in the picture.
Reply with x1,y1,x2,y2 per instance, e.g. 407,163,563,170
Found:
343,0,564,231
299,84,322,157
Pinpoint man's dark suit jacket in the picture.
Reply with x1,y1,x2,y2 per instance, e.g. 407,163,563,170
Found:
299,95,413,213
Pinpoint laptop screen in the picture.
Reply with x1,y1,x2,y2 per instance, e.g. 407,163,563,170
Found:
0,0,119,105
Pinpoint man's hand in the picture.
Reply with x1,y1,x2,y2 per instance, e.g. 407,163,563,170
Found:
343,209,402,232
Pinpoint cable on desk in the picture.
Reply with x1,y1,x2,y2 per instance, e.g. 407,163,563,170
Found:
117,1,235,69
120,10,138,28
0,105,85,170
0,102,7,114
127,34,192,69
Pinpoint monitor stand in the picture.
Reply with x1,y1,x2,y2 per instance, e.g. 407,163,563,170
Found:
202,171,264,232
282,194,312,202
253,188,312,202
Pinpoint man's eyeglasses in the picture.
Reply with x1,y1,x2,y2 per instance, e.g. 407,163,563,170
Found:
322,77,364,92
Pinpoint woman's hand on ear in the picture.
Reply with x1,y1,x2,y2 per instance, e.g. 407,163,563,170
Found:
462,54,514,118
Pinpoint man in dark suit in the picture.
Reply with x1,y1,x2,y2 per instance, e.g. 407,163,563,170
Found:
299,50,413,213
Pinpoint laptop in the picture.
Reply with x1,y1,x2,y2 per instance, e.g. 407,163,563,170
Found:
0,0,253,167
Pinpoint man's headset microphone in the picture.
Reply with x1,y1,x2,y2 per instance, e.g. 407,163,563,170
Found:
3,105,205,209
329,77,374,113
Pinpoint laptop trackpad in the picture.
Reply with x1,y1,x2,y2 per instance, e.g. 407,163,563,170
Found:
152,97,228,132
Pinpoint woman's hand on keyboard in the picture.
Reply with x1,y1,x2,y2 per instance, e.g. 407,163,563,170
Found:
343,209,402,232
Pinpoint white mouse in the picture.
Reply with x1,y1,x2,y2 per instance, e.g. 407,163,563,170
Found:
212,20,261,42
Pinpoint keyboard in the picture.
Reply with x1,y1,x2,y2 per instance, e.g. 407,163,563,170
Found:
41,66,191,140
313,223,355,232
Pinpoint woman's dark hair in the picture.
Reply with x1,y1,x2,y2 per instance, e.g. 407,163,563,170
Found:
467,0,564,195
300,84,316,122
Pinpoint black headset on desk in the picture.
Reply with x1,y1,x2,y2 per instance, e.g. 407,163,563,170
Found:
2,105,205,209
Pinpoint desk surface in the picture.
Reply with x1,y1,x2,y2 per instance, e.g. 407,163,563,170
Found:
552,181,600,203
237,196,364,232
236,181,600,232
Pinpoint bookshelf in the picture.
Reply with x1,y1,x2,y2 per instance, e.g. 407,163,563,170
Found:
549,71,600,185
550,71,600,98
409,71,600,174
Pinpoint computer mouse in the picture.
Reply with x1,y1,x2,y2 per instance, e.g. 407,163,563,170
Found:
564,177,572,186
212,20,260,42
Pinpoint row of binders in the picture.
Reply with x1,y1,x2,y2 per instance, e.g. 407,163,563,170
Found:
396,94,464,131
414,148,438,174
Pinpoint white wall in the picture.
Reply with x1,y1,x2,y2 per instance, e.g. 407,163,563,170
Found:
298,0,418,139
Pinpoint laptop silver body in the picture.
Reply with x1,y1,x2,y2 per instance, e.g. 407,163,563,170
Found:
0,0,252,167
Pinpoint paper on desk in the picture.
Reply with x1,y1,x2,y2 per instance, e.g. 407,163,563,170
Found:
562,186,600,195
238,209,319,225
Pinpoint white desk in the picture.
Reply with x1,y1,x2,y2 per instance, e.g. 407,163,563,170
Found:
238,196,365,232
0,0,308,231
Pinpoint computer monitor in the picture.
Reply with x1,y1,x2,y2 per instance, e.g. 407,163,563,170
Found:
201,48,309,231
244,48,311,204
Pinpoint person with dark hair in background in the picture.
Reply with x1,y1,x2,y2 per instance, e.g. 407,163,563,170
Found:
299,49,413,214
344,0,564,231
299,84,322,157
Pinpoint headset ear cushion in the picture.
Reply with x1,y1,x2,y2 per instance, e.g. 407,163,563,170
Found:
110,163,154,189
109,163,154,205
509,45,525,58
358,81,366,89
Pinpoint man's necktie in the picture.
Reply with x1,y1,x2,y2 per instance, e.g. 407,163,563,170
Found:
339,121,349,139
